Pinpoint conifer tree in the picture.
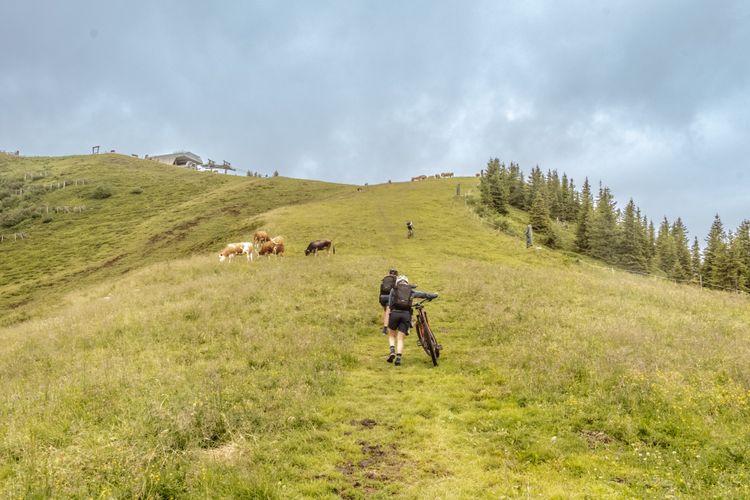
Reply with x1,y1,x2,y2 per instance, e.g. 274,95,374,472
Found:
525,166,545,210
546,169,563,221
589,185,618,264
725,231,745,292
575,178,594,254
690,237,702,284
529,190,551,232
480,158,509,214
671,218,691,281
733,220,750,292
703,214,729,290
647,219,656,270
617,199,648,273
508,162,526,209
636,211,652,268
655,217,677,275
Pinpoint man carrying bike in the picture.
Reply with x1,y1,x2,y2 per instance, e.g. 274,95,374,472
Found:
406,221,414,238
379,268,399,335
386,275,438,366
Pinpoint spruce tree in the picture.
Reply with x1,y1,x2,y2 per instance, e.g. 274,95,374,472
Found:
733,220,750,292
617,199,648,273
726,231,745,292
647,220,656,271
546,169,563,221
508,162,526,209
525,166,545,210
671,218,691,281
703,214,727,289
690,237,702,284
480,158,509,215
575,178,594,254
655,217,677,276
589,185,618,264
529,190,551,232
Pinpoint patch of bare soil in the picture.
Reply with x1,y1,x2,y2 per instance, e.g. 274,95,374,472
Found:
335,440,406,497
351,418,378,429
579,429,614,447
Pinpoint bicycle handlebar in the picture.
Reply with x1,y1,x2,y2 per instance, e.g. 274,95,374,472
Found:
413,296,438,308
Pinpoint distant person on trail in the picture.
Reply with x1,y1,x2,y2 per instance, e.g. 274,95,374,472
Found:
379,268,399,335
406,221,414,238
386,275,438,366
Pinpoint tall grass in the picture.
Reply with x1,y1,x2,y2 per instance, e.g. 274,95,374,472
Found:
1,165,749,497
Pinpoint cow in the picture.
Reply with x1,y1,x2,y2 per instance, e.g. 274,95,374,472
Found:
440,172,454,178
305,239,335,256
253,230,270,245
259,240,285,256
219,242,254,262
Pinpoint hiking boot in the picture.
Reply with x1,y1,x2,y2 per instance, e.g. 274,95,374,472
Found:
394,356,402,366
382,326,388,335
387,353,396,363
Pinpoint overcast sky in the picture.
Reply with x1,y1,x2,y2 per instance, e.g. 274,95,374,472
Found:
2,0,748,239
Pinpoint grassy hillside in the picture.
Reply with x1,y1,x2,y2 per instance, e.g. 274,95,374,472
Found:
1,160,749,497
0,154,350,320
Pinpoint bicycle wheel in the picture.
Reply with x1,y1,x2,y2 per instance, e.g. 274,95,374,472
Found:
418,312,438,366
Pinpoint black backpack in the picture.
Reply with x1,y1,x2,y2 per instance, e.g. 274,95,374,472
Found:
392,282,412,310
380,275,396,295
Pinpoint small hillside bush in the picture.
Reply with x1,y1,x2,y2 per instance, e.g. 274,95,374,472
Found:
90,186,113,199
0,207,33,228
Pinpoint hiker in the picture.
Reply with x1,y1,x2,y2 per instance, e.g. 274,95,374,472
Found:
406,221,414,238
379,268,399,335
386,275,438,366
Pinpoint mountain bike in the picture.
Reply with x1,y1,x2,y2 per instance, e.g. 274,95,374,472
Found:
413,298,441,366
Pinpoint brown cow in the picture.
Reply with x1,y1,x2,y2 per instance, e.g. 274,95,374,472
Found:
305,239,335,256
440,172,454,178
259,239,285,256
253,230,270,245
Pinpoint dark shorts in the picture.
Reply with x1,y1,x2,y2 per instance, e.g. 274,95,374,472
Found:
379,295,389,308
388,309,411,335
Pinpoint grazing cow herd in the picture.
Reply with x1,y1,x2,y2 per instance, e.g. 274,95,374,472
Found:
218,230,333,263
411,172,453,181
218,174,464,262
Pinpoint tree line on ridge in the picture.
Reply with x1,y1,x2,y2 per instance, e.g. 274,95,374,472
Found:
476,158,750,293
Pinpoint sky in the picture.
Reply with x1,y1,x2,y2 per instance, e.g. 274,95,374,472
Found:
1,0,748,240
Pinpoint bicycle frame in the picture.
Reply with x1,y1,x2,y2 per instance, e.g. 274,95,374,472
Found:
413,299,440,366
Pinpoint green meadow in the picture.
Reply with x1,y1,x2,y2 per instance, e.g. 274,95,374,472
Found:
1,155,749,498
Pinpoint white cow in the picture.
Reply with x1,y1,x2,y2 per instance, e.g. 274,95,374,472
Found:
219,242,254,262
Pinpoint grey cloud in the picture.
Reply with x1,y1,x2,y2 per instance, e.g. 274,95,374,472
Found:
1,0,748,236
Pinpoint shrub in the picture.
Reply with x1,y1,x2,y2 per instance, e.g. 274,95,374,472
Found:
130,187,143,195
90,186,113,199
0,207,33,228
